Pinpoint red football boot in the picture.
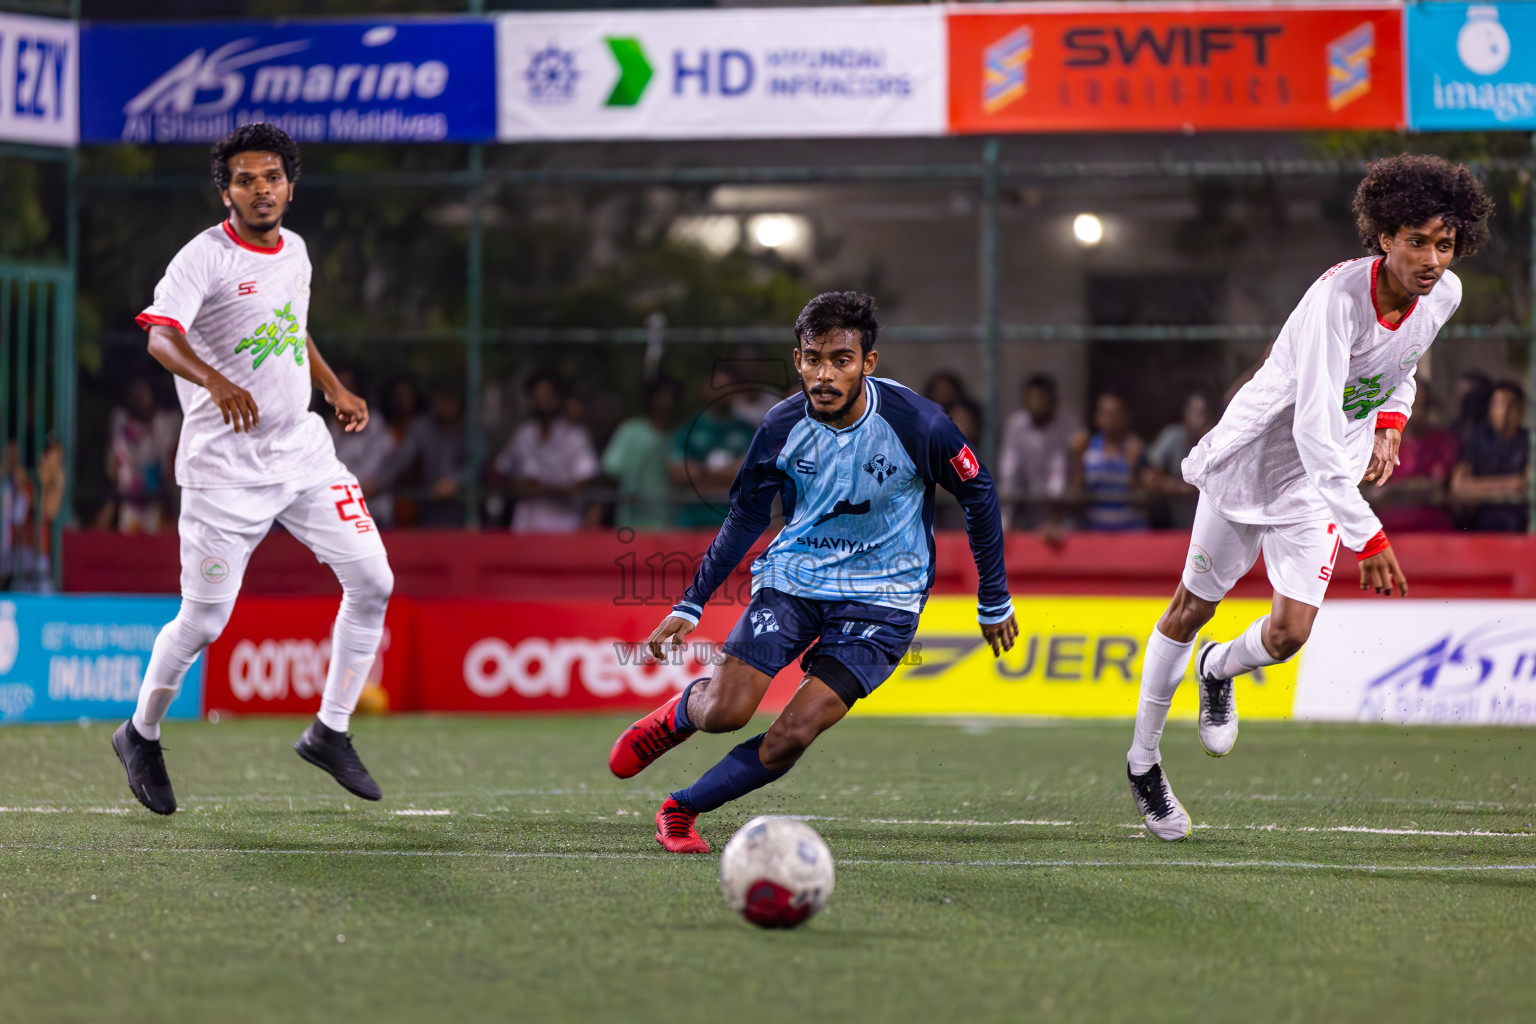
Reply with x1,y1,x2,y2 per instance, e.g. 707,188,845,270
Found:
655,797,710,854
608,693,695,779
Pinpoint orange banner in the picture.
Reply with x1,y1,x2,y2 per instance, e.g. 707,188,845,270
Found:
950,2,1404,134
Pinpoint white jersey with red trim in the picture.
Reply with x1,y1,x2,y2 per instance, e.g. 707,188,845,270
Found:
1182,257,1460,551
138,221,334,489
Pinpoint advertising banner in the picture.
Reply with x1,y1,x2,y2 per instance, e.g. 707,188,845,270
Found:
0,13,77,147
410,599,804,713
0,595,198,724
79,18,495,144
949,1,1404,134
1408,3,1536,129
496,8,946,140
852,595,1297,719
1295,601,1536,724
202,597,415,717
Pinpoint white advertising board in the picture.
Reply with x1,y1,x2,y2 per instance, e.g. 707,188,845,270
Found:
0,13,77,147
1295,601,1536,724
497,7,946,141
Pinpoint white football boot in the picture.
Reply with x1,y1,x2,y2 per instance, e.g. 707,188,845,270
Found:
1195,642,1239,757
1127,761,1192,842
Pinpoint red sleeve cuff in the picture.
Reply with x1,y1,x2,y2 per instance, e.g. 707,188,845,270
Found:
1375,411,1407,432
135,313,186,334
1356,529,1391,561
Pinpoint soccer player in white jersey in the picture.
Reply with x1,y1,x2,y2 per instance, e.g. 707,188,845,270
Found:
1125,155,1494,840
112,124,395,814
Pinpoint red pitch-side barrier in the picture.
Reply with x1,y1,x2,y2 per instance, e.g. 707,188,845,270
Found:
64,529,1536,600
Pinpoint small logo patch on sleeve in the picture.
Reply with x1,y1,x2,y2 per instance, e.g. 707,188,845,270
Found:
949,444,980,481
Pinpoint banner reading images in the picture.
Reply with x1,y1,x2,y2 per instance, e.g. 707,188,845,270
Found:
496,7,947,141
1408,3,1536,129
949,1,1404,134
80,18,495,144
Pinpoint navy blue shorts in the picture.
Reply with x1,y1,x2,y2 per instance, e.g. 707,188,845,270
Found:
721,587,922,703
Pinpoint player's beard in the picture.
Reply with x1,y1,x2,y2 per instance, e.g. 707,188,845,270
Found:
803,372,864,424
236,195,287,234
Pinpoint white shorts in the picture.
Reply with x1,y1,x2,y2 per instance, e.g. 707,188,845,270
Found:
1181,494,1341,609
178,463,386,602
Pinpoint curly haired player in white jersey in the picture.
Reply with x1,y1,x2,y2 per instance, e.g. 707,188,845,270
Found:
1125,155,1494,840
112,124,395,814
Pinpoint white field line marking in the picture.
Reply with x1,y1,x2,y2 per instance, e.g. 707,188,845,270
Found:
393,809,452,817
3,843,1536,874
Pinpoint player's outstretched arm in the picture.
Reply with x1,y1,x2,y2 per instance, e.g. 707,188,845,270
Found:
306,332,369,432
647,615,697,662
146,323,259,433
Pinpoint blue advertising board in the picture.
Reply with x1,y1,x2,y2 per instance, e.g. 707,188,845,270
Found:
1408,3,1536,129
0,596,200,724
80,18,495,144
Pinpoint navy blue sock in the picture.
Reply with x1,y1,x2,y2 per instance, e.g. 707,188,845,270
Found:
672,734,788,814
672,678,704,733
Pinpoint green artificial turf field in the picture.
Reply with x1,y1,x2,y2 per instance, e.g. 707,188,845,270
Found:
3,716,1536,1024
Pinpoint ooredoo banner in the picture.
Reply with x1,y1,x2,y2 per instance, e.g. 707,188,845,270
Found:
949,1,1405,133
202,597,414,717
0,595,199,724
496,8,947,140
410,599,804,713
1295,601,1536,724
1408,3,1536,129
0,13,77,146
79,18,495,144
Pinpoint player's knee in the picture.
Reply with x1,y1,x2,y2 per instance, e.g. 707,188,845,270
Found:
339,556,393,619
1265,622,1310,661
695,687,755,733
760,719,818,768
177,599,234,649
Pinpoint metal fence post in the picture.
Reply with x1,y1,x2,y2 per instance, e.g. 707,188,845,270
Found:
466,143,486,530
979,137,1001,468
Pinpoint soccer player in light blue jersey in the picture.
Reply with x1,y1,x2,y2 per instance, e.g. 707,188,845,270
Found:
608,291,1019,853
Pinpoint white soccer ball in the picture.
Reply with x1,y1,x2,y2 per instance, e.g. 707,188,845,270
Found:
719,816,835,929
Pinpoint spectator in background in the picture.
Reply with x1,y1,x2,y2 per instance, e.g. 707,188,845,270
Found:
999,374,1079,529
369,378,421,527
326,369,395,527
602,375,679,530
2,434,64,591
1143,392,1216,529
1453,370,1494,441
948,398,983,446
1072,392,1147,531
495,370,599,533
671,366,756,528
923,371,969,413
1451,380,1531,532
368,387,477,528
1376,384,1458,533
106,377,180,534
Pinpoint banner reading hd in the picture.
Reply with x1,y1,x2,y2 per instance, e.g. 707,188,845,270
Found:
1408,3,1536,128
0,13,77,146
80,18,495,144
496,8,946,141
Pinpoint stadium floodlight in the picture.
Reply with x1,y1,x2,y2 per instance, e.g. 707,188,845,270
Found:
751,214,803,250
1073,213,1104,247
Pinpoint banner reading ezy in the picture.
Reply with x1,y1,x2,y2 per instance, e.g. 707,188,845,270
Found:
496,7,946,140
949,1,1404,134
80,18,495,144
0,13,77,146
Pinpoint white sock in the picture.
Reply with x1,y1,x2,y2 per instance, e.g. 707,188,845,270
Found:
1209,615,1281,680
317,555,393,733
132,599,235,741
1128,626,1195,774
